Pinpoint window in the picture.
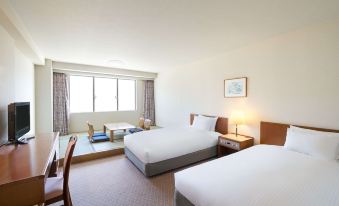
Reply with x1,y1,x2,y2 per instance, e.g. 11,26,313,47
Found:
69,75,136,113
95,78,117,112
118,79,136,111
70,76,93,113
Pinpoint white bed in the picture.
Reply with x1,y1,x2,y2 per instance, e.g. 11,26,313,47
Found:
174,121,339,206
175,144,339,206
125,127,221,163
124,114,228,176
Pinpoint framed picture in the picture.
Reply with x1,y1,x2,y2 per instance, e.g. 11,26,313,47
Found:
224,77,247,97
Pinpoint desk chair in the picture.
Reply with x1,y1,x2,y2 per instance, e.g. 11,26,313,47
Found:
45,136,77,206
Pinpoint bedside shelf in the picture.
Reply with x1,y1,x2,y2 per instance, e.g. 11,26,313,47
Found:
218,133,254,157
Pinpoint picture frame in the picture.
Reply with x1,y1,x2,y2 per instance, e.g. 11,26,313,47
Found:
224,77,247,98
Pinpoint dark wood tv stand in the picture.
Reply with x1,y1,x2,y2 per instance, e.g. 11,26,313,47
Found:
0,132,59,206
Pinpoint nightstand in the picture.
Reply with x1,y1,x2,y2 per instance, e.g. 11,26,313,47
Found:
218,133,254,157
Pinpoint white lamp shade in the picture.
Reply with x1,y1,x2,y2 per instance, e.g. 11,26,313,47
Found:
230,111,245,125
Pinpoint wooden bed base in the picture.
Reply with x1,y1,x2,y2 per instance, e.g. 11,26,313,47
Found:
260,121,339,146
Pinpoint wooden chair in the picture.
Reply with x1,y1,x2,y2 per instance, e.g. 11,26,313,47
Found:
86,121,109,142
45,136,78,206
87,121,95,140
138,117,145,129
144,119,152,130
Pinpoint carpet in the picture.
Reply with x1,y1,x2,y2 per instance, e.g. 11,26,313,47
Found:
51,155,175,206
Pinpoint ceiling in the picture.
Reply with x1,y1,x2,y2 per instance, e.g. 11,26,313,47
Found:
9,0,339,72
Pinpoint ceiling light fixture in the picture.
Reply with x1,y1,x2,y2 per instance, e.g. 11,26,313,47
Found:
107,59,125,67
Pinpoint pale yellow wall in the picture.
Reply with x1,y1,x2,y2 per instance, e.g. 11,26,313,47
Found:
155,20,339,143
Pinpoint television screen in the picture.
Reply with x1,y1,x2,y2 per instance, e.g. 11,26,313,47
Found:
14,103,30,139
7,102,30,142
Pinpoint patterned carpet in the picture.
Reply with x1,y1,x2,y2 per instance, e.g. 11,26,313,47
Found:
51,155,175,206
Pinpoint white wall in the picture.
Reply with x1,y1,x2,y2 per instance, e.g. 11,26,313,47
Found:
0,25,35,144
14,47,35,136
0,25,15,144
155,20,339,143
0,0,44,64
35,59,53,133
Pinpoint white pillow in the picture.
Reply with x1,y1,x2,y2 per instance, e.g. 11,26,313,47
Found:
191,115,211,131
290,125,339,138
284,126,339,161
199,115,218,131
290,126,339,159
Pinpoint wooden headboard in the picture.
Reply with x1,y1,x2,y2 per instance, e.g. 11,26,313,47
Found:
190,113,228,135
260,121,339,146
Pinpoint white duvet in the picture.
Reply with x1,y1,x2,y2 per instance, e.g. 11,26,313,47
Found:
175,145,339,206
124,127,220,163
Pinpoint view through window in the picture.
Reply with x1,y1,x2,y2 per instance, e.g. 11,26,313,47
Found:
70,76,93,113
69,75,136,113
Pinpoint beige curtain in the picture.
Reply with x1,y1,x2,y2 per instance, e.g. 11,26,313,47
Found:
144,80,155,125
53,72,70,135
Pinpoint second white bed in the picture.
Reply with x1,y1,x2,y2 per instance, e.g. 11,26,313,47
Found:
175,145,339,206
124,127,221,164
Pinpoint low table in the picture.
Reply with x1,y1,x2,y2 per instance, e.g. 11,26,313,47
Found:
103,122,136,142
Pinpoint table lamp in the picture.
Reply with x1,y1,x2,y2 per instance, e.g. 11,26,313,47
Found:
230,111,245,136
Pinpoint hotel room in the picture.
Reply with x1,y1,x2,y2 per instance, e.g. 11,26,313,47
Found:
0,0,338,206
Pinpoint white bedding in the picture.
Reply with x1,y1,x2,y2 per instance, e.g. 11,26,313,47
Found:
175,145,339,206
124,127,220,163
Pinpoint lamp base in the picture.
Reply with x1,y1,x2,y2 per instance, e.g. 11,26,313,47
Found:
235,124,238,137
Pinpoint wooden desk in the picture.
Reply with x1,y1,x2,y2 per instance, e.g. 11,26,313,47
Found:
0,132,59,206
103,122,135,142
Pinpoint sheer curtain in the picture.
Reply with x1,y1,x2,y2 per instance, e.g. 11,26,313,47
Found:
53,72,70,135
144,80,155,126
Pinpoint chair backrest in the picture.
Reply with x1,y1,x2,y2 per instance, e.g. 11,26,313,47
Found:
86,121,94,139
63,136,77,194
138,117,145,129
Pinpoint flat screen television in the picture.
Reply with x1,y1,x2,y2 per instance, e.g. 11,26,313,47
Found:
8,102,30,143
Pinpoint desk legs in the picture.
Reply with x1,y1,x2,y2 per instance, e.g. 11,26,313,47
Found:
48,152,59,177
104,125,114,142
